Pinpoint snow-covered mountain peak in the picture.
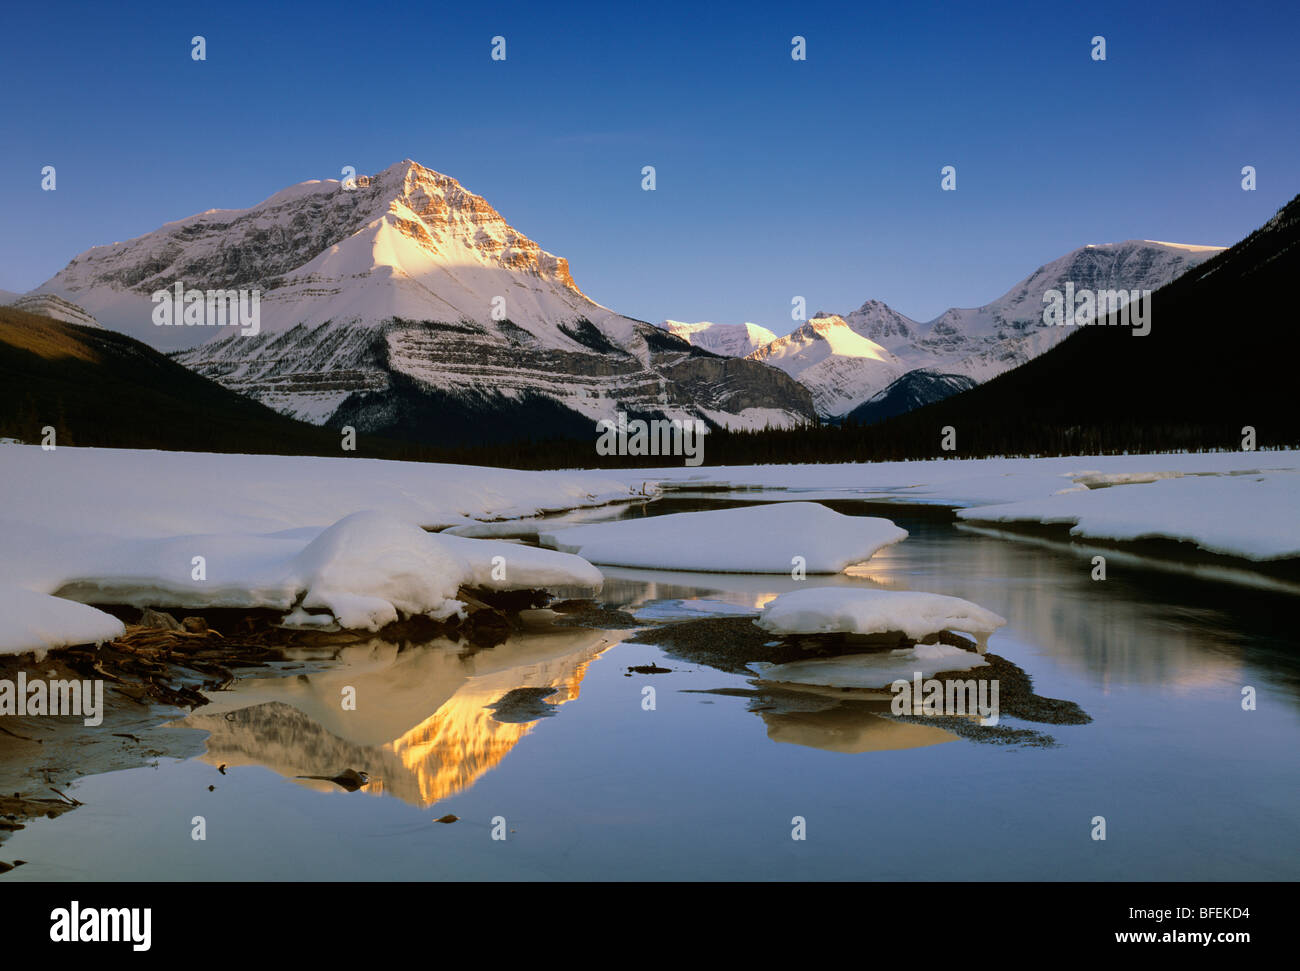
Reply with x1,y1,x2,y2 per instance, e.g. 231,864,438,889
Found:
20,160,813,435
33,160,605,351
745,313,903,417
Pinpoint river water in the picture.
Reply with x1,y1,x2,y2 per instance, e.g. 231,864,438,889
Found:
4,494,1298,880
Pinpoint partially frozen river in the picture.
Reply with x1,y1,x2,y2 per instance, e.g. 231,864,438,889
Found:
3,494,1298,880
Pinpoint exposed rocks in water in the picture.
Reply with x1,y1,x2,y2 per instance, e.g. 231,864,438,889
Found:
486,686,561,723
626,663,672,675
634,616,987,673
631,617,860,674
468,588,551,614
434,814,459,824
295,768,370,792
0,792,80,856
548,598,639,629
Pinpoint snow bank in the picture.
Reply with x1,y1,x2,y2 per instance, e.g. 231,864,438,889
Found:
750,643,989,690
289,512,470,630
71,517,601,630
4,509,604,640
0,447,628,650
602,451,1300,561
538,502,907,573
0,584,125,657
438,534,603,591
957,470,1300,560
754,587,1006,648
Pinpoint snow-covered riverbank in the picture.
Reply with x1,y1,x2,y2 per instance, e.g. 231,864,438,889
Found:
0,447,641,654
2,445,1297,655
604,451,1300,561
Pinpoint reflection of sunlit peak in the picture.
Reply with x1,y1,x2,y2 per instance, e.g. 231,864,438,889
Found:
386,649,607,807
183,630,614,811
754,593,780,609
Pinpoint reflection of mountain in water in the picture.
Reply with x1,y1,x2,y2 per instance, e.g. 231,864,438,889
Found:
181,627,614,808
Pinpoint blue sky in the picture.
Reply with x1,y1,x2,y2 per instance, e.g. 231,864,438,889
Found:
2,0,1296,333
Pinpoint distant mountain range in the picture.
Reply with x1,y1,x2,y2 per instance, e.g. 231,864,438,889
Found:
661,240,1223,419
4,193,1294,462
836,194,1300,455
4,160,1245,448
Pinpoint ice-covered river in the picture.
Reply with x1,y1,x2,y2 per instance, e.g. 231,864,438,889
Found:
3,494,1297,880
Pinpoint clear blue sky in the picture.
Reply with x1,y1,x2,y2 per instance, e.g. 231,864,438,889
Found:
2,0,1296,333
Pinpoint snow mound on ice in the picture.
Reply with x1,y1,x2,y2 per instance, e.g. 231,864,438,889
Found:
437,534,603,592
750,643,989,689
754,587,1006,645
290,512,471,630
1,510,605,645
538,502,907,573
0,584,125,657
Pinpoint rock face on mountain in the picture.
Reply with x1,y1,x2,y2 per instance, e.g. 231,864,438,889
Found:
660,320,777,357
3,293,100,328
30,161,814,443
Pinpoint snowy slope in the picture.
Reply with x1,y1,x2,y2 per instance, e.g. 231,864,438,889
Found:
35,161,622,351
33,161,814,434
660,320,777,356
746,314,904,417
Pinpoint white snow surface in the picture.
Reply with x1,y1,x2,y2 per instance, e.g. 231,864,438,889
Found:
538,502,906,573
660,320,777,356
33,161,641,353
604,451,1300,562
754,587,1007,642
0,446,636,539
750,643,990,690
289,512,471,629
956,471,1300,560
0,584,126,657
0,447,627,650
